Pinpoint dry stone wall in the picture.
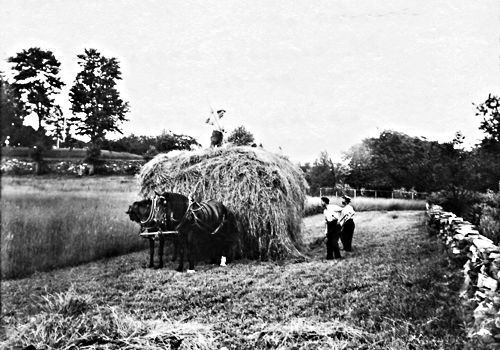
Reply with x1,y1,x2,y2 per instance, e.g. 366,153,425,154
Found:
427,204,500,346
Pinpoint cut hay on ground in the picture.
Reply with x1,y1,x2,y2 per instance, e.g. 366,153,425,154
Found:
137,146,308,260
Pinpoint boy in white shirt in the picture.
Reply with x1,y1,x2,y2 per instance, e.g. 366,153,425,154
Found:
339,195,356,252
321,197,343,259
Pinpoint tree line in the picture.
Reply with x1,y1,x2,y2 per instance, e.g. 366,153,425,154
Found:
1,47,499,214
302,98,500,215
1,47,260,173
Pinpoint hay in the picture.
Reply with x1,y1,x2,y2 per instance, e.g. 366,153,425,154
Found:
248,318,369,347
137,145,308,260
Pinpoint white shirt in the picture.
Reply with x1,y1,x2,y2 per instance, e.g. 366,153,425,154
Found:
323,204,341,234
324,204,342,222
339,204,355,227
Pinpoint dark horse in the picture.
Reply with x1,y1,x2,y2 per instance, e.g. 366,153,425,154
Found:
156,193,232,272
126,193,187,268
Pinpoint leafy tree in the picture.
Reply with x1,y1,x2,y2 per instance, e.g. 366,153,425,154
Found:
0,74,23,145
342,142,373,189
7,48,64,173
471,95,500,191
343,130,444,192
7,48,65,134
332,162,350,186
227,125,255,146
429,132,483,215
69,48,130,164
101,131,200,157
305,151,336,196
155,130,200,153
475,94,500,142
102,134,154,154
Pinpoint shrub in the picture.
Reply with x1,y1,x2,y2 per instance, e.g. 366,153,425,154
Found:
477,191,500,243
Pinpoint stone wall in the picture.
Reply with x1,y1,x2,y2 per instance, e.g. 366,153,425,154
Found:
428,204,500,346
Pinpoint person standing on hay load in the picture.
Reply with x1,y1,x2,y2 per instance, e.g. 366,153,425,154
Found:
339,195,356,252
321,197,343,260
206,109,226,148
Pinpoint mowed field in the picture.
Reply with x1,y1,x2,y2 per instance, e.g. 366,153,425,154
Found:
1,209,474,349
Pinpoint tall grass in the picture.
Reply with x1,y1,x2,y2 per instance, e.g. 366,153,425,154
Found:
1,176,145,279
304,195,426,216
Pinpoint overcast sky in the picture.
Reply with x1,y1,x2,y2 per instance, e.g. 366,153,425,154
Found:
1,0,499,164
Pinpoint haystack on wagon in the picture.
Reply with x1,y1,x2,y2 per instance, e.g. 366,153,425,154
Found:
137,146,308,260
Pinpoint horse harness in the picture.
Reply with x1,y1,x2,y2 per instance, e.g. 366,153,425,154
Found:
179,200,226,235
138,195,176,236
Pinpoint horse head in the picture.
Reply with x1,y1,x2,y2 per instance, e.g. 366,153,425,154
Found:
155,191,190,232
127,198,163,231
126,201,145,223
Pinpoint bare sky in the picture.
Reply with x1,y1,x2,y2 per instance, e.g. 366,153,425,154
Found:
1,0,499,164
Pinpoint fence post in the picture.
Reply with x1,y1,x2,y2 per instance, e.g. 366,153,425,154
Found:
411,192,414,200
320,188,322,197
354,189,356,198
375,191,377,198
392,191,394,199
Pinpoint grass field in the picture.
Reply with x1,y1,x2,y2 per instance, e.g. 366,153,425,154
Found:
1,176,429,280
304,195,427,216
1,210,475,349
1,146,143,160
1,176,145,279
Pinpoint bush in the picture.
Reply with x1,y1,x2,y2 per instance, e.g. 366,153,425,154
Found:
477,191,500,243
427,190,484,218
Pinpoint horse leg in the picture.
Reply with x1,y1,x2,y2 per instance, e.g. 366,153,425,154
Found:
158,236,165,269
148,238,155,268
175,238,185,272
171,237,178,262
187,231,197,271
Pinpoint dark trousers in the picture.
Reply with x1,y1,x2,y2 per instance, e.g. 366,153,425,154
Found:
326,220,342,259
341,219,355,251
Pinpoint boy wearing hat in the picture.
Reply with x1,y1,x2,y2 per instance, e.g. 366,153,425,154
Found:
320,196,343,259
339,195,356,252
207,109,226,148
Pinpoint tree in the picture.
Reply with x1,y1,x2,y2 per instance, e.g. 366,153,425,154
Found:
7,48,65,133
69,48,130,165
475,94,500,142
474,95,500,191
305,151,336,196
227,125,255,146
342,142,373,189
7,48,65,173
429,132,483,215
0,74,23,145
343,130,443,192
155,130,201,153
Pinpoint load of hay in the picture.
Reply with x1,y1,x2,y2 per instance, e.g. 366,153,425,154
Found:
137,146,308,260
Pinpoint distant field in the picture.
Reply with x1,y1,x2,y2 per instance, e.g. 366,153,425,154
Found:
304,195,426,216
1,146,143,160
